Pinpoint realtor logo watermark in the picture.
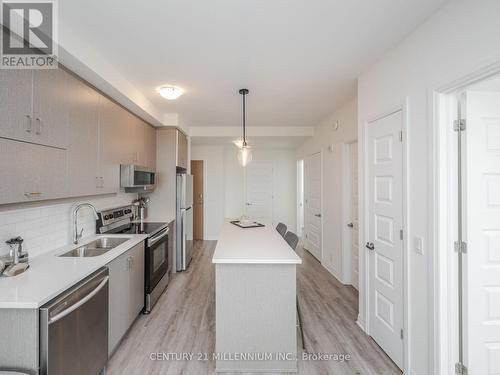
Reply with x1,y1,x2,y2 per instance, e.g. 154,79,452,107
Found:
1,0,58,68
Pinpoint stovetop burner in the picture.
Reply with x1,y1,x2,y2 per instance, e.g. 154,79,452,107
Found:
109,222,167,236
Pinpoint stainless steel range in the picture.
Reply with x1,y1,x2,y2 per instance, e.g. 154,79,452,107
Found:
96,205,171,313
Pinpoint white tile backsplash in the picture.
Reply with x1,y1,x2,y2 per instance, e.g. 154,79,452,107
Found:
0,193,137,258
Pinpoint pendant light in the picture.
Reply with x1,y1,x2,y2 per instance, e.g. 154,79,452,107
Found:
237,88,252,167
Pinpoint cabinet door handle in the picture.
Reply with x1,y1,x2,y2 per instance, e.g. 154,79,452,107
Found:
100,177,104,188
35,118,42,135
26,115,32,133
24,192,42,197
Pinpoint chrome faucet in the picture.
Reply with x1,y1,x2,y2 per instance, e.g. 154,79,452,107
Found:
73,203,99,244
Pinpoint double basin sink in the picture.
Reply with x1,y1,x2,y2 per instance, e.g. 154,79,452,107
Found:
59,237,128,258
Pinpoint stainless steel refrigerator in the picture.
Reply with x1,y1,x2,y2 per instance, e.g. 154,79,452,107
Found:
176,173,193,271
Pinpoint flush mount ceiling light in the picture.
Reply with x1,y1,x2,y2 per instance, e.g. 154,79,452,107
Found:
236,88,252,167
157,85,184,100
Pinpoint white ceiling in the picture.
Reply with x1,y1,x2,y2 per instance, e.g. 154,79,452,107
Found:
59,0,448,128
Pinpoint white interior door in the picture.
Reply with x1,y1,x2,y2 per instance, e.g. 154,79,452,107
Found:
464,89,500,375
350,142,359,290
245,160,274,224
304,153,322,261
367,111,404,369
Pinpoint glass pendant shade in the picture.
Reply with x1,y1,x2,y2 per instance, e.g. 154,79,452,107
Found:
237,145,253,167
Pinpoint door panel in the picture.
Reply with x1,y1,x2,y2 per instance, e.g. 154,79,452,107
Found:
304,153,322,261
191,160,204,240
465,90,500,375
245,161,274,223
367,111,403,369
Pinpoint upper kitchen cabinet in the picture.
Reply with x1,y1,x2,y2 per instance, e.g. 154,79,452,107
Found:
0,69,33,143
144,122,156,170
97,95,122,194
0,68,69,149
176,130,188,169
32,69,69,149
67,73,100,197
0,138,68,205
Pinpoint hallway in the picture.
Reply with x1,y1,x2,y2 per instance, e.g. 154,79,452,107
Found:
107,240,400,375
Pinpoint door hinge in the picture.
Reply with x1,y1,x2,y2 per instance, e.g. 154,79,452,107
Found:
400,329,403,339
454,240,467,254
453,119,466,132
399,130,403,142
400,229,403,240
455,362,467,375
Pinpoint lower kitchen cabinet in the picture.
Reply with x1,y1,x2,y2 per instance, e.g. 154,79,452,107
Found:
107,241,145,355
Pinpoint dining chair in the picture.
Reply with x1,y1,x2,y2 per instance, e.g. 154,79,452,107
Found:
276,222,287,237
284,231,299,250
284,230,306,351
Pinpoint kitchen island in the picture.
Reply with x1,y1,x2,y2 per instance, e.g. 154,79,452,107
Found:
212,221,302,373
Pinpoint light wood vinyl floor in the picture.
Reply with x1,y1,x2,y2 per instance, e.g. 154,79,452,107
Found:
107,240,401,375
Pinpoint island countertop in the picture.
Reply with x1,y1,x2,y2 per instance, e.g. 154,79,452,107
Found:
212,221,302,264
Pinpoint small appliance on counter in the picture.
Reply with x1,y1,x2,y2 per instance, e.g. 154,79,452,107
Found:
96,205,171,313
132,196,151,221
1,236,29,277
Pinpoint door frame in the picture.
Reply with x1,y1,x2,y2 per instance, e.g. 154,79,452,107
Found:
341,140,358,286
360,101,409,373
432,61,500,375
303,151,324,262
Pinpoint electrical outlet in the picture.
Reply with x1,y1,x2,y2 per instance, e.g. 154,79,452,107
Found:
414,236,424,255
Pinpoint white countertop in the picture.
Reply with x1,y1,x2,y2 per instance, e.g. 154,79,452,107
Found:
0,234,147,309
212,221,302,265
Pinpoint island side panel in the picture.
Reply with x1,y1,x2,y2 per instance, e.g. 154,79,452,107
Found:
215,263,297,373
0,308,39,373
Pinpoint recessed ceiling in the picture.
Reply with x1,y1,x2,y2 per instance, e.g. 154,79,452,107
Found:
59,0,448,128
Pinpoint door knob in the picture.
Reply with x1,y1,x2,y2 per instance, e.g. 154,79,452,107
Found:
347,223,354,228
314,213,321,218
365,242,375,251
246,202,252,206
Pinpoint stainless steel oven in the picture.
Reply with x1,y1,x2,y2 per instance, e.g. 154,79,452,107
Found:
96,205,171,314
145,225,169,313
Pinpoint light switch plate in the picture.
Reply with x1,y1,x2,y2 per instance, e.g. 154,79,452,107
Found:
414,236,424,255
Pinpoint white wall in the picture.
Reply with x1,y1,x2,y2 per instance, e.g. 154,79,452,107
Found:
191,144,297,239
0,193,137,258
297,98,358,280
357,2,500,375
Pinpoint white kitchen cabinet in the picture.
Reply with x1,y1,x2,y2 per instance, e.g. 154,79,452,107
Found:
0,68,69,149
0,69,34,143
144,122,157,169
67,73,100,197
176,130,188,169
97,96,122,194
32,69,69,149
0,138,68,204
107,241,145,355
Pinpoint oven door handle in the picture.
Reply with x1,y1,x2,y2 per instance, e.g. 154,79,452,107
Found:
148,227,169,247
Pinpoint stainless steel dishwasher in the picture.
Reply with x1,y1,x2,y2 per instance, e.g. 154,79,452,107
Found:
40,267,109,375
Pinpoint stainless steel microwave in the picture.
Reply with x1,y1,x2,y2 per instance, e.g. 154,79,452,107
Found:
120,164,156,192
